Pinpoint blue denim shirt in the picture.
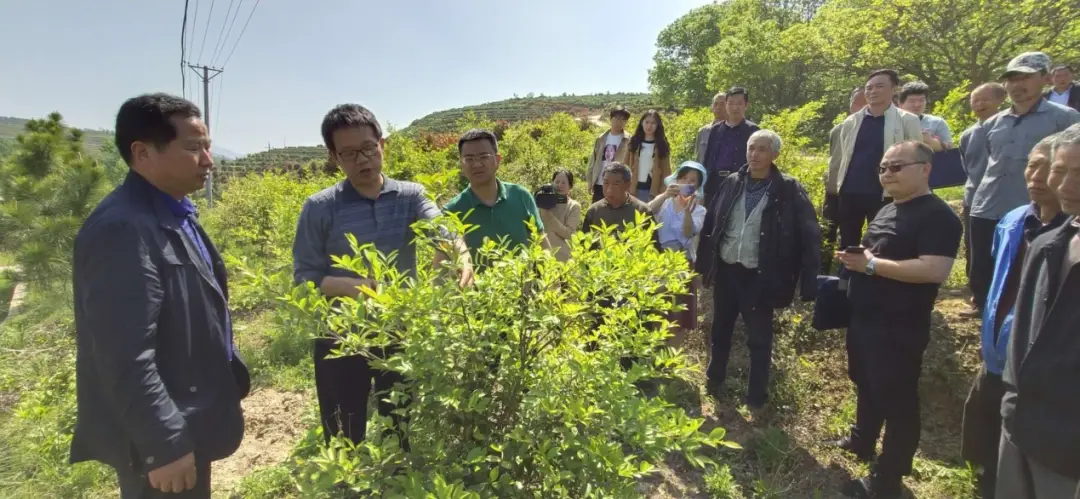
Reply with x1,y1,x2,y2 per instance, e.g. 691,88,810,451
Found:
981,204,1068,374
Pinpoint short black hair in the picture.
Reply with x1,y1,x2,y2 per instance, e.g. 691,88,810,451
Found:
551,169,575,188
609,105,630,120
457,128,499,154
725,86,749,102
867,69,901,87
321,104,383,153
899,81,930,103
602,162,632,183
1051,64,1074,74
114,93,202,166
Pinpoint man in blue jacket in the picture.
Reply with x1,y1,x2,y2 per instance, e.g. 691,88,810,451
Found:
960,134,1067,499
71,94,249,498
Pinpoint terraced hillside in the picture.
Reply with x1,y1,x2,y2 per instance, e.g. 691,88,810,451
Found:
220,145,328,171
403,92,669,133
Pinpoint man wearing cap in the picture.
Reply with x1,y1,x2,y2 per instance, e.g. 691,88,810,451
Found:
967,52,1080,318
587,106,632,203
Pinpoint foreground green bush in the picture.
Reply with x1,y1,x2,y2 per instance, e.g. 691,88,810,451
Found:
285,215,736,497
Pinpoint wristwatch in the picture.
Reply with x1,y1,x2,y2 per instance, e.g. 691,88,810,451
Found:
865,257,877,276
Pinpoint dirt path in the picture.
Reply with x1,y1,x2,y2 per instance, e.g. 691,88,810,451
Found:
212,388,309,497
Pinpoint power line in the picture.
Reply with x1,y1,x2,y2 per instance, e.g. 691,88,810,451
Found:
211,0,244,67
209,0,238,66
197,0,216,62
181,0,190,98
187,0,200,57
220,0,260,68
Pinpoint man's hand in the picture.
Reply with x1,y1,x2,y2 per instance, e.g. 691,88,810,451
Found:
459,261,475,288
147,452,196,493
835,248,873,274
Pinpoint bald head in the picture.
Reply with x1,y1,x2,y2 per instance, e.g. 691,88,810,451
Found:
971,82,1007,122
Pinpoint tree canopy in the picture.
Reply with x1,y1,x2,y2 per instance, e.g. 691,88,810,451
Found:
650,0,1080,125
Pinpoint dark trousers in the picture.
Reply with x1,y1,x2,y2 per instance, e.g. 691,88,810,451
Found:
969,216,998,310
821,193,840,274
592,184,604,203
846,314,927,479
962,205,973,283
706,262,775,407
117,459,212,499
837,193,888,250
313,339,405,446
962,366,1004,499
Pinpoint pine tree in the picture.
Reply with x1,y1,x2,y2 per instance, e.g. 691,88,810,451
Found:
0,113,109,288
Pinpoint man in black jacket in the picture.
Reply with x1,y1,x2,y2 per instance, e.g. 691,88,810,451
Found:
696,129,820,419
71,94,249,498
1045,65,1080,112
834,141,962,498
997,123,1080,498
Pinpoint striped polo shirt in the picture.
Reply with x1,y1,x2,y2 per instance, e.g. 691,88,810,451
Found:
292,176,440,285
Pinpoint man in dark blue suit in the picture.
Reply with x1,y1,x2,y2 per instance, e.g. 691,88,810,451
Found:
71,94,249,498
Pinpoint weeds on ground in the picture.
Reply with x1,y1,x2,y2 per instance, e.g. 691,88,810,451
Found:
0,289,114,499
703,464,743,498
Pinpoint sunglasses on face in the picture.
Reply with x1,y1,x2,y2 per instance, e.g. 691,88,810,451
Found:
878,161,924,175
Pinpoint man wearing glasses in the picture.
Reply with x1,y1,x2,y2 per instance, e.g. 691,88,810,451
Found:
833,141,962,499
444,129,545,267
292,104,471,447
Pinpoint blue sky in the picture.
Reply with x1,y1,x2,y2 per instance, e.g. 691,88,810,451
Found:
0,0,710,155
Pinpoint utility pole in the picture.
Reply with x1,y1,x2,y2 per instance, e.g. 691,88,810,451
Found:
187,63,223,206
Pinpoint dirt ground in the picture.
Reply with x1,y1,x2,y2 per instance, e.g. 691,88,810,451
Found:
212,388,309,496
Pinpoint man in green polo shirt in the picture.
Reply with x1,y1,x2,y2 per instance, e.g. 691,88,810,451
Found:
444,129,545,264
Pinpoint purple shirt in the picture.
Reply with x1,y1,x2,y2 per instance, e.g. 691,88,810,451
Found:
703,119,760,204
157,193,234,359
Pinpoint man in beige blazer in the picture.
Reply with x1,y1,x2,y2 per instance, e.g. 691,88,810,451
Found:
828,69,923,249
586,106,632,203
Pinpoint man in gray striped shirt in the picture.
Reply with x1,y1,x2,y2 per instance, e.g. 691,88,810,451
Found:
292,104,470,447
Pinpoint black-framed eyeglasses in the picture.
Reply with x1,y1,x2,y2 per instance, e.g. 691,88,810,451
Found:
337,144,379,162
878,161,924,174
462,153,495,165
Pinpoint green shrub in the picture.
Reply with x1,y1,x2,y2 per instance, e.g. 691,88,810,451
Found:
666,107,715,165
758,100,828,211
199,171,338,311
285,215,738,497
704,464,744,498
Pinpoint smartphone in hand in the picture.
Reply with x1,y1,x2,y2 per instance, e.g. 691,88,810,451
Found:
679,184,696,196
844,246,865,254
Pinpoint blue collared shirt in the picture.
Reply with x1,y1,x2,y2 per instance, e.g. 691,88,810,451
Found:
156,191,234,359
972,99,1080,220
981,204,1068,374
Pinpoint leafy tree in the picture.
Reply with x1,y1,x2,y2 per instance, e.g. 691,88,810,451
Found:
665,107,714,164
649,4,728,107
813,0,1080,97
288,217,737,497
0,113,108,287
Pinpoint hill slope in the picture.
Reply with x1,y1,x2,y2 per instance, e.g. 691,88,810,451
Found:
221,145,328,170
0,116,113,151
402,92,669,133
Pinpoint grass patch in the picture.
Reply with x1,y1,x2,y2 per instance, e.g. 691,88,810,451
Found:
233,308,316,392
703,464,744,498
936,186,965,204
228,464,298,499
0,287,116,499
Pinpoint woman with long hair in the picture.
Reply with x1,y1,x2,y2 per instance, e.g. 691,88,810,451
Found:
539,169,582,262
627,110,672,202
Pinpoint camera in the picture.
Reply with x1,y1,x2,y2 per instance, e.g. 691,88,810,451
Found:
534,184,567,210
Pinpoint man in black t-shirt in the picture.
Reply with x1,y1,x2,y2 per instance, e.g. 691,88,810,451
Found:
832,140,962,499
